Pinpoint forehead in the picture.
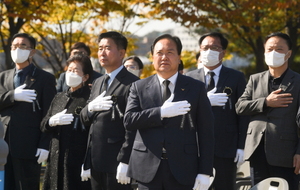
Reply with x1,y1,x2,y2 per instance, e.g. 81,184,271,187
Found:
154,38,177,51
99,38,116,47
71,48,87,54
68,61,82,69
201,36,221,45
124,59,137,66
265,36,288,47
12,37,31,45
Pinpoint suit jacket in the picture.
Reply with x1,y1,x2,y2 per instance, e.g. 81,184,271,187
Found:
186,66,249,158
235,68,300,168
0,64,56,159
123,73,215,186
80,67,139,173
56,70,102,92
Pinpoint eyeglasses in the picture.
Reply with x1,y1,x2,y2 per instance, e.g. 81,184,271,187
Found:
124,65,138,70
11,44,32,50
200,45,223,51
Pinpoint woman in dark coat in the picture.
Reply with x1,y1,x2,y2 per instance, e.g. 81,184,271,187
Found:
41,54,95,190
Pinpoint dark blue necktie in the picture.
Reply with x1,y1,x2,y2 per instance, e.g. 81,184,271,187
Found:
14,71,23,88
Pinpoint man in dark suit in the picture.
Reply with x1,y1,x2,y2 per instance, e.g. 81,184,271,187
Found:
124,34,215,190
80,31,139,190
186,32,249,190
0,33,56,190
56,42,102,92
236,32,300,189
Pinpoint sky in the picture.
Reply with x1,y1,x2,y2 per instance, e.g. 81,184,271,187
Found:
126,18,179,36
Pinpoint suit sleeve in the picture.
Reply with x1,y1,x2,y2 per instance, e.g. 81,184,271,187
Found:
195,82,215,176
236,73,250,149
235,75,266,115
38,73,56,150
124,82,162,131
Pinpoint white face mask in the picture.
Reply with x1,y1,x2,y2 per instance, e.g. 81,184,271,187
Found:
201,49,220,67
11,48,31,64
264,50,288,68
65,72,83,88
127,69,140,77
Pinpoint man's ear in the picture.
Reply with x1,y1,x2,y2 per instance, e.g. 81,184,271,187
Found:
29,49,36,58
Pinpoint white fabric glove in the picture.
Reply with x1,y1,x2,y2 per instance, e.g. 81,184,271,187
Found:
88,91,113,112
207,87,228,106
234,149,245,168
161,94,191,118
81,165,91,181
35,148,49,164
49,109,74,127
116,162,130,185
14,84,36,102
193,174,210,190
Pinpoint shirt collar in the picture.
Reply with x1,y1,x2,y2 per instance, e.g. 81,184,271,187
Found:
204,64,223,77
106,65,123,82
15,63,33,75
157,72,178,86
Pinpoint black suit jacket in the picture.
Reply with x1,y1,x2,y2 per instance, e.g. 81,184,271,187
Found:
80,67,139,172
186,66,249,158
0,65,56,159
124,73,215,186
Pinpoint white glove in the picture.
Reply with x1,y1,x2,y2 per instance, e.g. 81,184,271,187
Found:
207,87,228,106
88,91,113,112
161,94,191,118
14,84,36,102
116,162,130,185
49,109,74,127
193,174,210,190
35,148,49,164
234,149,244,168
81,165,91,181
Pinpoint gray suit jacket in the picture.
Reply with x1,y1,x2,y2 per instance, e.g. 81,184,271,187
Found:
235,68,300,167
186,66,249,158
124,74,215,185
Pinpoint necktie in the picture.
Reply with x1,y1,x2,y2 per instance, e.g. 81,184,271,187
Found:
101,74,110,93
207,71,215,91
162,80,171,102
14,71,23,88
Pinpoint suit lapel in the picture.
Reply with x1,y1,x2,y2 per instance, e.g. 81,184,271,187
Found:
146,75,163,106
260,71,270,97
279,69,293,92
216,66,230,93
24,66,37,88
106,67,127,96
8,69,15,89
198,68,206,83
173,74,190,102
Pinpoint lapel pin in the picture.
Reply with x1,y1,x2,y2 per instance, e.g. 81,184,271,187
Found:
181,88,185,91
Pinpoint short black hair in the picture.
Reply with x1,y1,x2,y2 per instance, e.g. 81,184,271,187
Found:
198,32,228,50
264,32,292,50
123,56,144,70
66,54,94,85
151,34,182,55
11,33,36,49
70,42,91,56
98,31,128,50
